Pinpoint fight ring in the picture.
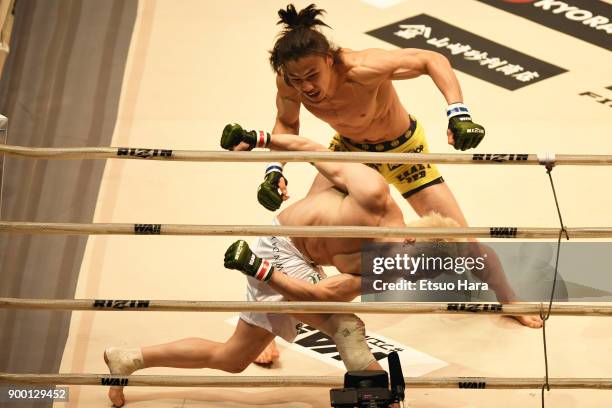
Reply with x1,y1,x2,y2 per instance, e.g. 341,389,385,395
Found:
1,136,612,408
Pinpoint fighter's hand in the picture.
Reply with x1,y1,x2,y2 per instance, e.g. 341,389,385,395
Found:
220,123,270,151
446,103,485,151
224,240,274,281
257,165,289,212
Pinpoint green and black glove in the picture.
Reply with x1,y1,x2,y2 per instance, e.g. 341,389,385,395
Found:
224,240,274,281
447,103,485,151
220,123,270,150
257,163,288,212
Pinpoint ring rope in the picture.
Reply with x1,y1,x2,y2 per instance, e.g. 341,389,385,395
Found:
1,221,611,238
1,373,611,389
1,144,612,165
1,298,611,316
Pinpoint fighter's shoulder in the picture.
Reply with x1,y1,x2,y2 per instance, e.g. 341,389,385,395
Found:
342,48,398,82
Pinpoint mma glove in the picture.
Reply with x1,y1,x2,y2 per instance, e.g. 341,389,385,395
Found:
220,123,270,150
446,103,485,151
257,163,288,212
224,240,274,281
220,124,288,212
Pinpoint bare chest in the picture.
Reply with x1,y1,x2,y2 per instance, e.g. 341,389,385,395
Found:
304,82,381,131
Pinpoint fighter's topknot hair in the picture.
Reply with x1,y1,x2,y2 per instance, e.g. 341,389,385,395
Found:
269,4,340,80
276,3,330,31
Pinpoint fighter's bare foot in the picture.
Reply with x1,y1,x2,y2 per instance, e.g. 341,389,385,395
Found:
502,300,543,328
104,350,126,407
254,340,280,366
511,314,543,328
103,347,144,407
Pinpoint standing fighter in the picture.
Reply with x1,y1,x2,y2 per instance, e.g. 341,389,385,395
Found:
251,3,487,363
257,3,482,224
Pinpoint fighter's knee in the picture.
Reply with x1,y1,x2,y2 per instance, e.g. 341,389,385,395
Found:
215,347,251,373
334,314,365,332
222,360,250,374
327,312,357,326
328,314,374,371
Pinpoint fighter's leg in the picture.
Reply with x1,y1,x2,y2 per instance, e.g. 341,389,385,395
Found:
254,339,280,366
105,319,275,406
255,313,383,371
141,318,275,370
405,181,468,226
405,183,542,328
383,119,540,327
466,243,542,328
292,313,378,371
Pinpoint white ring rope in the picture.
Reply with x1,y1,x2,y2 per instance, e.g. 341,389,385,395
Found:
1,298,611,316
1,373,611,389
1,221,611,238
1,144,611,165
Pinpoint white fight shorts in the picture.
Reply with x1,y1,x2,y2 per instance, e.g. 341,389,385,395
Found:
239,219,325,342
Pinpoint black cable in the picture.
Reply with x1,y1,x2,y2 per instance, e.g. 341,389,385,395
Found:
539,164,568,408
539,230,563,408
546,165,569,240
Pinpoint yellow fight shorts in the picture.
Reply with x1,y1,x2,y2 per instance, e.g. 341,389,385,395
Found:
329,116,444,199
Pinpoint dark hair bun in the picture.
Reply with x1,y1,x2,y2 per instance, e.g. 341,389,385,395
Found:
277,4,329,31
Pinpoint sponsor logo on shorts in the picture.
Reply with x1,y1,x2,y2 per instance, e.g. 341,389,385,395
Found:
472,154,528,162
387,144,426,173
134,224,161,235
396,164,428,183
100,378,129,386
270,236,284,271
367,14,567,90
478,0,612,51
117,148,173,158
579,85,612,108
93,300,151,309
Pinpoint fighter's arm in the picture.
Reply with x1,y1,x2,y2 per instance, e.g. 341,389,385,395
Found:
353,48,484,150
353,48,462,104
221,127,389,211
224,239,361,302
267,132,389,210
391,48,463,104
267,251,368,302
253,76,302,211
268,271,361,302
273,74,301,134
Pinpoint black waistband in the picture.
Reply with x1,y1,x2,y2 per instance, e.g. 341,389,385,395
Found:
342,116,417,152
